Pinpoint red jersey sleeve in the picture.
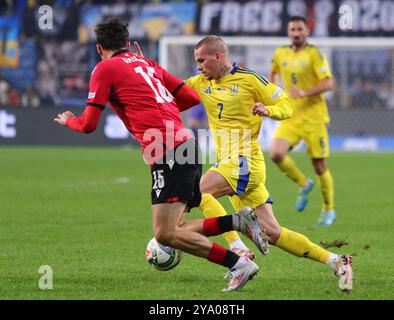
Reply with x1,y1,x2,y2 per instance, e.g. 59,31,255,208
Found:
149,60,200,111
172,83,201,112
66,106,102,133
86,61,112,109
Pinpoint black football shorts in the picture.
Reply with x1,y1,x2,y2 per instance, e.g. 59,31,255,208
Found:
150,139,202,210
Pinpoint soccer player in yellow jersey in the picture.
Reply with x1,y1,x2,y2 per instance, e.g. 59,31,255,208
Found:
185,36,352,291
269,16,336,226
134,37,353,291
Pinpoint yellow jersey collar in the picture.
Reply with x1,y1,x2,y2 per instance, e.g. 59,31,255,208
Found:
230,63,238,74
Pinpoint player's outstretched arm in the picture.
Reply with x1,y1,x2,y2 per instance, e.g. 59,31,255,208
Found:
54,111,75,126
173,83,201,112
253,98,293,121
54,106,103,134
269,71,279,84
305,77,334,96
265,98,293,120
288,77,334,98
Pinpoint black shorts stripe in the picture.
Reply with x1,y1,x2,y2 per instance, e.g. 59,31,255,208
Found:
171,82,185,96
86,102,105,110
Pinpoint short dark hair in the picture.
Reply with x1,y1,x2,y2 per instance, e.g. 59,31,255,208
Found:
288,16,308,25
94,17,129,51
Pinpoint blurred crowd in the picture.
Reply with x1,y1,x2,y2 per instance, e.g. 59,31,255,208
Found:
347,78,394,110
345,48,394,109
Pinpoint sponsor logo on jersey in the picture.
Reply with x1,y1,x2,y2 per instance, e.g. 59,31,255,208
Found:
230,84,239,96
88,92,96,99
217,87,226,94
203,86,212,94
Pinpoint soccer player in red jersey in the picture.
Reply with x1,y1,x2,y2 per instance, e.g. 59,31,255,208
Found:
54,18,266,291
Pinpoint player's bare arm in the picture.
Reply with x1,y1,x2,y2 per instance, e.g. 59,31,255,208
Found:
269,71,279,84
134,41,144,58
288,77,333,98
54,106,102,133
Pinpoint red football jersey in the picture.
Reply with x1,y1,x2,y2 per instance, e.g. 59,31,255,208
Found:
86,51,193,164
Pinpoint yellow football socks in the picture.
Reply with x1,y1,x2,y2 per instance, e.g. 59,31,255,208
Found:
317,169,334,211
277,155,307,188
199,193,240,245
276,227,331,264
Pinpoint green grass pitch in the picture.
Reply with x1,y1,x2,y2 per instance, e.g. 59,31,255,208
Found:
1,146,393,300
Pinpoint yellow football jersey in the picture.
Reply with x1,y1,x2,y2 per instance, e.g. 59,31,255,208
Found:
185,65,292,162
271,44,332,125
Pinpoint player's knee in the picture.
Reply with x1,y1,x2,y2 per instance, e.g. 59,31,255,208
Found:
313,161,327,175
270,151,285,164
199,180,212,194
315,167,325,175
154,229,174,247
258,219,282,244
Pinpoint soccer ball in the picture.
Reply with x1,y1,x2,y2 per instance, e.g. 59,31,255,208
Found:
145,237,182,271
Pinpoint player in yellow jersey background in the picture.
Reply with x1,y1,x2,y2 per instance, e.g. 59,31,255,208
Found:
269,16,336,227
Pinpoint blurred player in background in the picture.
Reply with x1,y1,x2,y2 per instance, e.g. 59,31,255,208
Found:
54,18,267,292
269,16,336,226
135,35,352,291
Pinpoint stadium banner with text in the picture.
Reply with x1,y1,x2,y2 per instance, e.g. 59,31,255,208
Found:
196,0,394,37
0,108,138,146
79,2,197,42
1,108,394,151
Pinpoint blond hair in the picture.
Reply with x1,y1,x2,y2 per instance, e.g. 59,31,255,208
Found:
195,35,228,55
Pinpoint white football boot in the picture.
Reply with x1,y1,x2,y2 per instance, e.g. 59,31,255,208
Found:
333,255,353,291
223,257,259,292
